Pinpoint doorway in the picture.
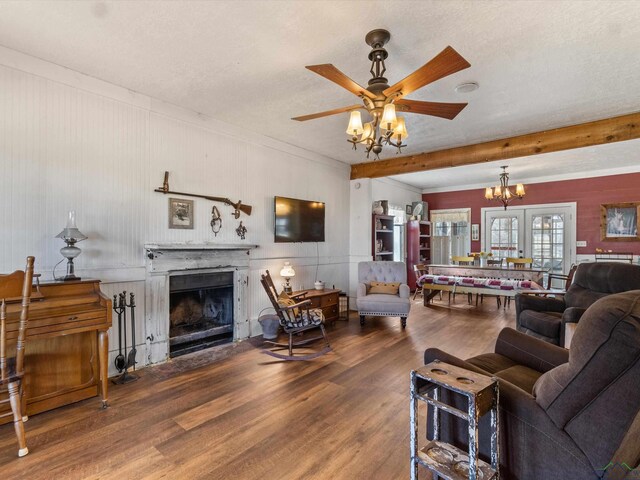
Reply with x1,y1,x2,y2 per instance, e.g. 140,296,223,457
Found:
482,203,576,274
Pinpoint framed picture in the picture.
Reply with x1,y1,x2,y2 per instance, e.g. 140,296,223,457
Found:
169,198,194,229
601,202,640,241
472,224,480,241
406,204,413,215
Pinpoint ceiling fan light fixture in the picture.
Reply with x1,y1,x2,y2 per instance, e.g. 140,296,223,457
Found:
380,103,397,131
295,30,471,160
346,110,364,135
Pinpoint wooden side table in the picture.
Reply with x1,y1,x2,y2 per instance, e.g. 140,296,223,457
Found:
410,360,499,480
290,288,340,324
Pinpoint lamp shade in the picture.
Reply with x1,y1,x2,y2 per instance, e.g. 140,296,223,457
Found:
380,104,397,131
515,183,525,196
484,187,494,200
280,261,295,279
391,116,408,141
346,111,364,136
55,210,87,241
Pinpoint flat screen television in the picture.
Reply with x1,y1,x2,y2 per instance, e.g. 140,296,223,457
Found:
274,196,325,243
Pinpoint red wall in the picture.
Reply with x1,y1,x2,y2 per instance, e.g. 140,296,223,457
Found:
423,172,640,255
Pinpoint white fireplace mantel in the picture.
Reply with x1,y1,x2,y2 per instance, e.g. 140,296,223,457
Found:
144,242,259,251
144,243,258,274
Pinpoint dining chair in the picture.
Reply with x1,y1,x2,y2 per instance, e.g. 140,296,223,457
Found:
412,263,428,300
506,257,533,269
451,256,475,265
451,256,474,304
1,256,35,457
546,264,578,292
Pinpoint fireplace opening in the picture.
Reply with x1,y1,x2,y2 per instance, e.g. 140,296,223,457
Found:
169,271,234,357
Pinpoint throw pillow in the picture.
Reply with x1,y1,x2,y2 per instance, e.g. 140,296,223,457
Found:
278,291,299,317
368,281,401,295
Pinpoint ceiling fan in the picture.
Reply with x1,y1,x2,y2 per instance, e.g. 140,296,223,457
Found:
292,29,471,160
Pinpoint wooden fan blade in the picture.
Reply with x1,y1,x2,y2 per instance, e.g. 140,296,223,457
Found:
383,46,471,99
396,99,468,120
292,105,363,122
306,64,377,100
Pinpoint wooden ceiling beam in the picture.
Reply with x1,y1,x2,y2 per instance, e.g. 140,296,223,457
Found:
350,111,640,180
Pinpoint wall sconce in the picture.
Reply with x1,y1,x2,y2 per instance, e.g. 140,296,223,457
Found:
55,210,87,281
280,261,295,294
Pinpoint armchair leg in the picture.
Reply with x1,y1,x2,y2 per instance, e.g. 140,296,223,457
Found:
288,333,293,357
360,315,365,326
8,381,28,457
401,317,407,329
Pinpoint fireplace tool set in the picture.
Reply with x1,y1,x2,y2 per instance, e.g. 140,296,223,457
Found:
112,291,138,384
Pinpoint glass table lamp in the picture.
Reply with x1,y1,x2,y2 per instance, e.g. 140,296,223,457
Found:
280,261,295,294
55,210,88,281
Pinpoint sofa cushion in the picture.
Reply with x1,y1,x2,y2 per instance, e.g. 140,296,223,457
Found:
467,353,517,374
518,310,562,344
356,293,410,315
496,365,542,394
533,290,640,472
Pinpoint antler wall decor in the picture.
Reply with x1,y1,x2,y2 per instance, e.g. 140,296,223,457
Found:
154,171,252,219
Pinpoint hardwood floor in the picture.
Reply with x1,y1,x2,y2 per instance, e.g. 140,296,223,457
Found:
0,297,515,479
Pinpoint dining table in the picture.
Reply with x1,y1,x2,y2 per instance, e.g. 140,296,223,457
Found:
427,264,546,284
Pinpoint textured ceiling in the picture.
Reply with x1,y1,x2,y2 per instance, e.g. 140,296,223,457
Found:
0,0,639,171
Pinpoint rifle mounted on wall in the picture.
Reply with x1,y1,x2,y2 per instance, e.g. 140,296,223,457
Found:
154,171,252,219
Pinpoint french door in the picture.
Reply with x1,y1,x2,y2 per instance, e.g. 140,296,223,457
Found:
483,203,576,274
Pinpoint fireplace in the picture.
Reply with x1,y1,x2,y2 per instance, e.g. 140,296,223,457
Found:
169,272,234,357
144,243,257,365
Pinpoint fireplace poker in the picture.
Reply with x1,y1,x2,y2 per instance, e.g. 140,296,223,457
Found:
125,292,137,371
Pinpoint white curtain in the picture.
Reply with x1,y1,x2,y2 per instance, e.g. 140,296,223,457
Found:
431,210,470,224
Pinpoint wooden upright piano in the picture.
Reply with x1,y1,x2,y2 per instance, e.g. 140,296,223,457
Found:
0,279,111,424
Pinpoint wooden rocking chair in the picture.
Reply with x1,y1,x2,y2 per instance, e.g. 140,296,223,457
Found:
260,270,331,361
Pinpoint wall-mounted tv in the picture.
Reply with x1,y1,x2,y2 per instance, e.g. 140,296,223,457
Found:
274,196,325,243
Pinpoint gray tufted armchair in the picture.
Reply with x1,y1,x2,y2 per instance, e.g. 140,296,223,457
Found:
357,261,411,328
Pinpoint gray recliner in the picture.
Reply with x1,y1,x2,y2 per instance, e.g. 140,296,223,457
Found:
423,290,640,479
357,261,411,328
516,262,640,345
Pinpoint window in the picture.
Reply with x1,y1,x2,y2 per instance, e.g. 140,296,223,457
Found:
431,209,471,263
489,216,519,258
390,206,406,262
531,214,564,272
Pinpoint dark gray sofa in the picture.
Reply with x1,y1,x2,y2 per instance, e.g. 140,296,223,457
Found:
515,262,640,345
423,290,640,479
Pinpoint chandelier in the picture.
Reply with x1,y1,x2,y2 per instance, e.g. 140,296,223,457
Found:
293,29,471,160
484,166,525,210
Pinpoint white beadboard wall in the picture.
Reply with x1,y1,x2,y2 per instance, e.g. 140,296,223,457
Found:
0,47,350,373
